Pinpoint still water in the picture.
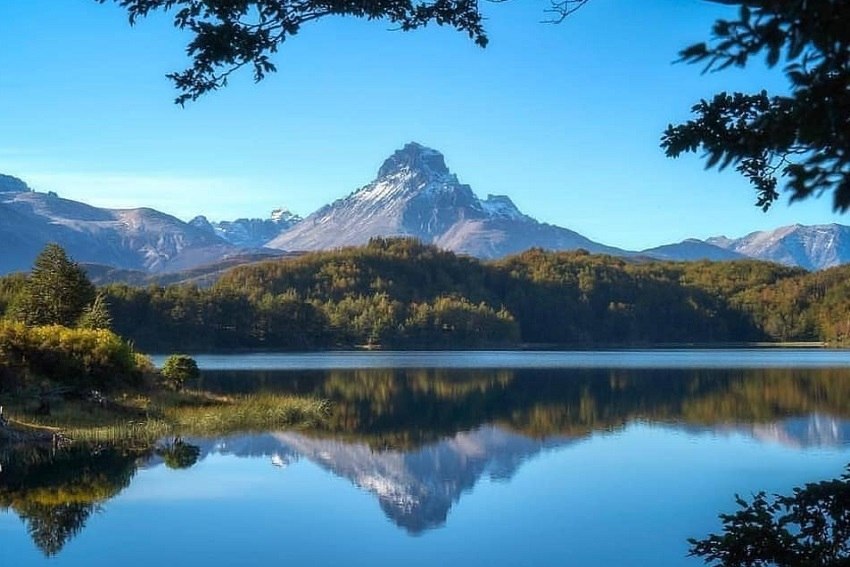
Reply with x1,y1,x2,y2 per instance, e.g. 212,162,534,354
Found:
3,350,850,566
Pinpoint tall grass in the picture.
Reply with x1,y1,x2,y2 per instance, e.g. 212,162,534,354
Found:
164,394,330,436
3,390,330,443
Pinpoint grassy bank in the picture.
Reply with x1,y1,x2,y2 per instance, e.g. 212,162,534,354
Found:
2,389,330,444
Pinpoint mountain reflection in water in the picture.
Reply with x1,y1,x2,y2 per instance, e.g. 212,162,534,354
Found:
3,365,850,556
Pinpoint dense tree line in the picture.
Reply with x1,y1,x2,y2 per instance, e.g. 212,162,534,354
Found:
4,238,850,351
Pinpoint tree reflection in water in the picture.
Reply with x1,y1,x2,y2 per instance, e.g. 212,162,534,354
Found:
0,443,150,556
196,367,850,450
3,366,850,555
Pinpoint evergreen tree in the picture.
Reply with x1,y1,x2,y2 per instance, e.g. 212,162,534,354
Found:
16,244,96,327
77,291,113,330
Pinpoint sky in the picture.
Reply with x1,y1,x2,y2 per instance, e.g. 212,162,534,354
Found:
0,0,845,250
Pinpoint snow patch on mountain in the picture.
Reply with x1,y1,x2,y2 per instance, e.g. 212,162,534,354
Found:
266,142,624,258
707,223,850,270
0,188,238,274
191,208,302,248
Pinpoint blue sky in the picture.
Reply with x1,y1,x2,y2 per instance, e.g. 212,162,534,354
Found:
0,0,845,250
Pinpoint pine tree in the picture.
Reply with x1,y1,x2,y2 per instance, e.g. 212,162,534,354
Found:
16,244,96,327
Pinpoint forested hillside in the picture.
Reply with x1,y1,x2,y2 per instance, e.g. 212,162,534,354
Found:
1,238,847,351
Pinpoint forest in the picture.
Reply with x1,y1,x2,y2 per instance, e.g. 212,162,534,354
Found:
2,237,850,352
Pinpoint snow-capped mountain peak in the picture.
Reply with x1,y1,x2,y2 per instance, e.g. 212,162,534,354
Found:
482,194,525,220
270,207,299,224
191,208,303,248
265,143,622,257
706,223,850,270
376,142,452,180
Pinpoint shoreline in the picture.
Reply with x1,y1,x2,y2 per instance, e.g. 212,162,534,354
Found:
145,341,833,356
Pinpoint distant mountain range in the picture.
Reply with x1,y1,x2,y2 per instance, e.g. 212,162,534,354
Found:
0,177,238,274
4,142,850,275
189,207,301,249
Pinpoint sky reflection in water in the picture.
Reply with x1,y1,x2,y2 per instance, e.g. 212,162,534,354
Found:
3,354,850,566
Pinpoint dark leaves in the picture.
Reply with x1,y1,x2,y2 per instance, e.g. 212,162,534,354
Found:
690,468,850,567
99,0,489,104
662,0,850,211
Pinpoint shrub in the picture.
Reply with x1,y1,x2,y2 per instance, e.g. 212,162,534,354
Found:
0,322,140,391
160,355,199,391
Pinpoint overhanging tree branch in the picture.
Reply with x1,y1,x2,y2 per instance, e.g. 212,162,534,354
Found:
661,0,850,211
99,0,491,105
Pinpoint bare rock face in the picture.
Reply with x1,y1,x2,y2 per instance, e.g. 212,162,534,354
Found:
0,174,30,193
702,224,850,271
266,142,624,258
0,190,238,274
191,209,302,249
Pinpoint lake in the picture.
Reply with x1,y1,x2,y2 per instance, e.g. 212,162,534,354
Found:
3,350,850,566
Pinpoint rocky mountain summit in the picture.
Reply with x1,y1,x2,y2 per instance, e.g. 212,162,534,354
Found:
266,142,624,258
190,207,302,248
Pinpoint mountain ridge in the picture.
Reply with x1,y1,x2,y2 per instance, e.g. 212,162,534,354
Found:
266,142,626,258
0,188,240,274
3,143,850,274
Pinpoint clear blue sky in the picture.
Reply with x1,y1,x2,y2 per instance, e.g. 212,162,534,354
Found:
0,0,845,250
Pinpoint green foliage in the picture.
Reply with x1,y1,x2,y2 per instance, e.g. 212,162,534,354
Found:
104,239,850,349
100,0,490,104
156,438,201,469
690,467,850,566
104,282,330,351
0,443,146,556
0,273,27,320
404,296,519,346
162,392,329,435
0,322,140,392
45,237,850,349
662,1,850,211
13,244,96,327
160,354,200,390
321,293,404,346
76,291,112,330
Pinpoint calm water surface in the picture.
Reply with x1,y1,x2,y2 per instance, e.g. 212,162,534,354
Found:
153,348,850,370
3,350,850,566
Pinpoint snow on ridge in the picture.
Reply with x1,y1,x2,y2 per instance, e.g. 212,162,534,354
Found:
482,194,524,220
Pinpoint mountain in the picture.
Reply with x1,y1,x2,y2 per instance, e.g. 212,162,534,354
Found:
180,427,572,534
82,250,294,287
0,174,31,193
639,239,746,262
706,224,850,271
189,207,302,248
270,426,570,533
0,180,239,274
174,413,850,534
5,151,850,275
266,142,625,258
